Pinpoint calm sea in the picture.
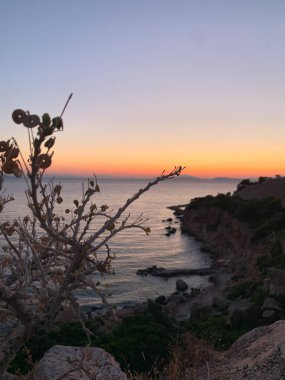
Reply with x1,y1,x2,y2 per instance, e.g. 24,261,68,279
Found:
1,176,239,305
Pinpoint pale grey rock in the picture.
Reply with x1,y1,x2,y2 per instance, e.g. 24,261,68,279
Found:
209,320,285,380
31,345,127,380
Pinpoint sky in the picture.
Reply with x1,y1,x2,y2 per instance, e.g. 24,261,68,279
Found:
1,0,285,178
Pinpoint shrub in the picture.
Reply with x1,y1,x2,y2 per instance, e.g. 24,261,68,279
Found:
0,104,183,376
10,311,177,375
227,281,257,300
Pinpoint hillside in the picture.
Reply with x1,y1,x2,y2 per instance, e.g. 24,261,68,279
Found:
235,176,285,206
182,177,285,278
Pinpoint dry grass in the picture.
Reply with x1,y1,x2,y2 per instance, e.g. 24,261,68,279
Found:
129,332,223,380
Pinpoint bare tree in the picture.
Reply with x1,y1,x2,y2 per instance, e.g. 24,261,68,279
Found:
0,105,183,376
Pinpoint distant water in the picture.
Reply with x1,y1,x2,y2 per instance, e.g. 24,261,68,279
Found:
1,176,239,305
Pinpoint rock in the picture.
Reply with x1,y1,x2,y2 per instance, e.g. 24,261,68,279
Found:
228,300,258,327
155,295,166,305
3,373,19,380
137,267,213,278
55,306,85,324
176,279,188,291
136,265,165,276
165,227,177,236
182,291,192,300
217,320,285,379
167,293,184,304
265,268,285,295
164,301,178,315
163,320,285,379
175,303,191,321
31,345,127,380
190,288,201,297
262,309,278,322
261,297,281,311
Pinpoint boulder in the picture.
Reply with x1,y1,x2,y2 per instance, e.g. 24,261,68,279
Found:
261,297,281,311
164,301,178,315
55,305,84,324
31,345,127,380
155,295,166,305
265,268,285,295
262,309,278,322
167,293,184,304
176,279,188,292
228,300,258,327
175,303,191,321
217,320,285,379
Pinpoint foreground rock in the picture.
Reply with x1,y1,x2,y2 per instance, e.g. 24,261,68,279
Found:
214,320,285,379
31,345,127,380
193,320,285,379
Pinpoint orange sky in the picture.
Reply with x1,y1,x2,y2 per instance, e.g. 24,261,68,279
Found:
1,2,285,179
49,137,285,178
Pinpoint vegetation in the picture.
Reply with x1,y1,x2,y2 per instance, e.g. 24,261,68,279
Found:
257,240,285,271
9,305,177,375
0,104,183,377
187,193,285,241
236,175,281,191
8,278,285,377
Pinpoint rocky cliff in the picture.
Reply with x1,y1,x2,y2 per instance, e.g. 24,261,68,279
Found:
183,204,266,278
182,180,285,278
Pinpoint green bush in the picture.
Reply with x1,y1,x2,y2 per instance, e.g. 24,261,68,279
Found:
187,193,285,242
9,310,177,375
227,281,257,300
186,314,249,350
257,240,285,271
99,312,176,373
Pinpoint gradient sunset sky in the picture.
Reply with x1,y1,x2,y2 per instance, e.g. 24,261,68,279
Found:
1,1,285,178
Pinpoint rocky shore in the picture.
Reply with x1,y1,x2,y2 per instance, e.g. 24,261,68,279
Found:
4,177,285,379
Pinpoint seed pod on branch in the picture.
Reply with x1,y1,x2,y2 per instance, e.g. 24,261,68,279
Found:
105,221,115,231
44,137,55,150
12,109,26,124
0,141,8,152
5,147,19,159
36,154,52,169
2,160,17,174
42,113,51,126
23,114,40,128
52,117,63,130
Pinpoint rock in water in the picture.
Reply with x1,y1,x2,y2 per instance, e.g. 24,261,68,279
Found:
176,279,188,291
31,345,127,380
